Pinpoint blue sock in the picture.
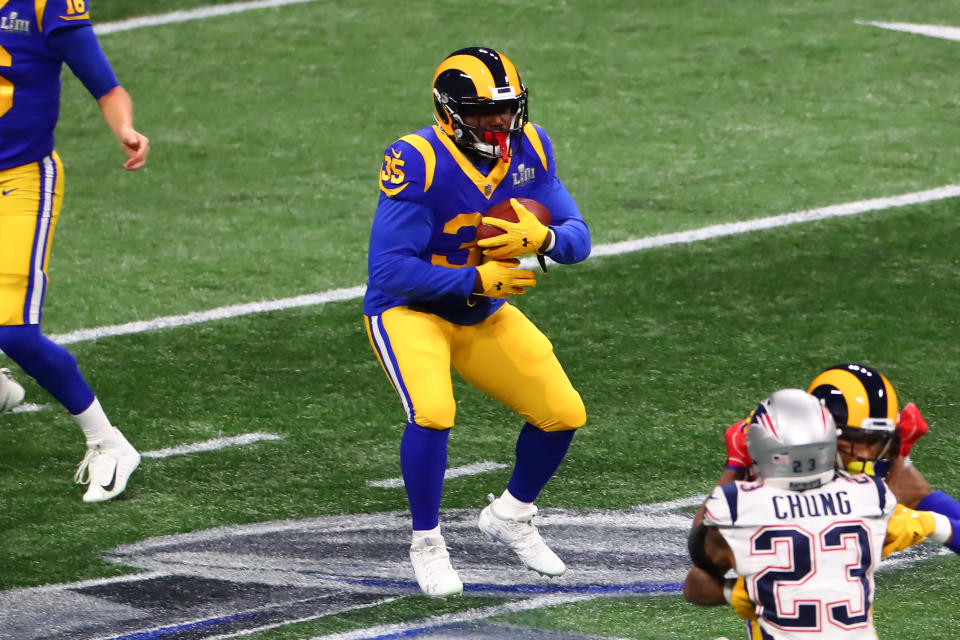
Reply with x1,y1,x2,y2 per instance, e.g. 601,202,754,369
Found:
507,422,575,503
917,491,960,555
0,325,95,414
401,422,449,531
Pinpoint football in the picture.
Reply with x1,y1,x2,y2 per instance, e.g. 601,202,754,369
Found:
476,198,552,243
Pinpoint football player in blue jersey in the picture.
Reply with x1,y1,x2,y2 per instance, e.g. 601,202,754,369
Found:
364,47,591,597
0,0,149,502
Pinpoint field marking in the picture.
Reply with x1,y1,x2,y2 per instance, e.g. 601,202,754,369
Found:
366,460,508,488
856,20,960,42
8,402,49,414
95,596,401,640
141,432,286,459
48,286,365,346
306,592,599,640
94,0,317,35
45,183,960,347
589,184,960,258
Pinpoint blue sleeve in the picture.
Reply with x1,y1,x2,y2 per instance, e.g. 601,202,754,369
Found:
917,491,960,555
47,26,119,100
527,125,590,265
367,195,476,301
536,176,591,265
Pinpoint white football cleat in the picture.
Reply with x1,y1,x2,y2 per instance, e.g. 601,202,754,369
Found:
0,367,25,412
74,428,141,503
478,493,566,577
409,534,463,597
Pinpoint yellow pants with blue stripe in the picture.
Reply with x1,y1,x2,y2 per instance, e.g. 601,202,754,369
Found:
0,152,64,326
365,303,586,432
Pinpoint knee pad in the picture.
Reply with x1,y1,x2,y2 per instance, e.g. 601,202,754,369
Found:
414,404,456,431
537,387,586,432
413,398,457,430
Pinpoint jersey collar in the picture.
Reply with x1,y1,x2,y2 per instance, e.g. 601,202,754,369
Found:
434,126,511,200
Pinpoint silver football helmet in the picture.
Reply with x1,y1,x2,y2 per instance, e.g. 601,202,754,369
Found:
748,388,838,491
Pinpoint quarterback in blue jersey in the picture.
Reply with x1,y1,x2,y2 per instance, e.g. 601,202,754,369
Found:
0,0,149,502
364,47,591,596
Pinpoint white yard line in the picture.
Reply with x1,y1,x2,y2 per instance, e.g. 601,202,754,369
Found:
141,432,286,459
856,20,960,42
94,0,318,35
366,460,508,488
46,183,960,346
49,286,365,345
8,402,49,413
305,593,600,640
197,597,401,640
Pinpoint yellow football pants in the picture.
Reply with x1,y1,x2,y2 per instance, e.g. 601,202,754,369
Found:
0,152,64,326
365,303,586,432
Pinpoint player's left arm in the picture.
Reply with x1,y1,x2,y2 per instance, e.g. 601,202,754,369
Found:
47,25,150,170
535,177,591,264
524,125,590,265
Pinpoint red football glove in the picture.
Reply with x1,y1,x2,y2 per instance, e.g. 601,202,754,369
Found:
725,420,751,470
898,402,929,457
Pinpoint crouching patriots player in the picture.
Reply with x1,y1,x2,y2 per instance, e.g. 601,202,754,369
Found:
685,389,957,639
718,363,960,557
363,47,591,597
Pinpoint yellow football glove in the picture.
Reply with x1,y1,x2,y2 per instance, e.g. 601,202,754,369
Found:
724,576,758,621
477,198,551,260
883,504,936,557
474,259,537,298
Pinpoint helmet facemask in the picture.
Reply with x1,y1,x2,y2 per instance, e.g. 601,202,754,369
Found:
836,420,896,476
434,90,528,160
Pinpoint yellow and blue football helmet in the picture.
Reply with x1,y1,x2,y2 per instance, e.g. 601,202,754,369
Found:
808,363,898,476
432,47,528,160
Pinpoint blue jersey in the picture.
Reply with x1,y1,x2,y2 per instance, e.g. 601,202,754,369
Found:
0,0,94,169
364,123,591,325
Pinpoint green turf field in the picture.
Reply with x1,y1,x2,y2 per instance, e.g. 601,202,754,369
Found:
1,1,959,638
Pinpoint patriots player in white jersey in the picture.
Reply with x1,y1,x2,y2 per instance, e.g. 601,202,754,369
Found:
710,363,960,557
685,389,955,640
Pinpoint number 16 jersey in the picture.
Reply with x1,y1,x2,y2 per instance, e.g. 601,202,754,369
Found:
0,0,93,170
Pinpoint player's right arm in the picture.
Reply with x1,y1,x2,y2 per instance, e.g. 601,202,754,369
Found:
685,519,756,619
369,138,477,301
368,195,477,301
684,524,734,605
686,485,759,620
